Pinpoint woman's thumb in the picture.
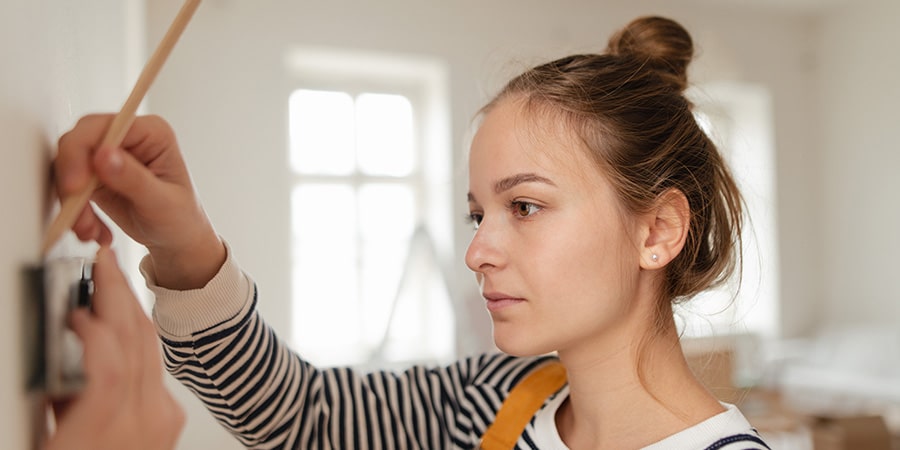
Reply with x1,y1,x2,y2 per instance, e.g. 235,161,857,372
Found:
93,145,161,206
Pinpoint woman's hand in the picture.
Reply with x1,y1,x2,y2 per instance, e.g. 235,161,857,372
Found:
55,114,225,289
45,247,185,450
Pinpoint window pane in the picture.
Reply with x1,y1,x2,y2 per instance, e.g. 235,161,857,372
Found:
356,93,414,176
682,83,778,341
289,89,355,175
358,183,415,240
360,240,406,345
286,77,455,368
381,232,455,364
291,184,363,366
358,184,415,344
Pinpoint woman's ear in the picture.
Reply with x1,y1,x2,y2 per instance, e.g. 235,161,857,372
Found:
640,189,690,269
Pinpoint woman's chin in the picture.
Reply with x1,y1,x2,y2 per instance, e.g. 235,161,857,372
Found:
492,329,554,357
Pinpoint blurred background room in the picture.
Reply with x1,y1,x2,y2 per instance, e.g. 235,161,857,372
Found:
2,0,898,448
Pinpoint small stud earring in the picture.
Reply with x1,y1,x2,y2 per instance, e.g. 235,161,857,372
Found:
651,253,659,262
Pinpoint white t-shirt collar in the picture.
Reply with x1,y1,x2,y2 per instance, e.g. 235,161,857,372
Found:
531,386,756,450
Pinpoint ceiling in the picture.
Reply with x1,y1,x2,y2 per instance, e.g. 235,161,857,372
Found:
685,0,873,13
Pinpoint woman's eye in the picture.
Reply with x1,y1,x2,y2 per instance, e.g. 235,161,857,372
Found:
512,201,541,218
466,212,483,229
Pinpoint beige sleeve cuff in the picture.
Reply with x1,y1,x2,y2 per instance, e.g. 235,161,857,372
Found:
142,241,254,338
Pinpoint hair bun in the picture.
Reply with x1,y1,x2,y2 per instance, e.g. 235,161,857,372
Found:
606,16,694,92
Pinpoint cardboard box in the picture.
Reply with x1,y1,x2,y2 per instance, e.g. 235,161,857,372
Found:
811,415,892,450
684,347,745,404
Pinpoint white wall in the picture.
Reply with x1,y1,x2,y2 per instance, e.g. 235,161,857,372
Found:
818,1,900,327
0,0,144,448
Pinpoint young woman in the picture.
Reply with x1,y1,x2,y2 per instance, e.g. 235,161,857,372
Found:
53,15,769,450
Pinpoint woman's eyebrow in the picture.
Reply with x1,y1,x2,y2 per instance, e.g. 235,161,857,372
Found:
467,173,556,203
494,173,556,194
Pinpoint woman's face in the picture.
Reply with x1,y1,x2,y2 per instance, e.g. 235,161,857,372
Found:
466,99,647,357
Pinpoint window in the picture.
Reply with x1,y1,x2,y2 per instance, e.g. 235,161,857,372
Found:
286,49,453,368
678,82,780,340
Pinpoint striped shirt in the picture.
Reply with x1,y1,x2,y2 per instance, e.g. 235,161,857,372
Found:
146,250,770,450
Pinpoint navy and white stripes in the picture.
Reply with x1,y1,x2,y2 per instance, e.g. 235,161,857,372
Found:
160,287,554,449
704,433,771,450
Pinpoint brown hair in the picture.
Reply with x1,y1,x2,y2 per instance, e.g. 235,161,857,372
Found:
482,15,743,308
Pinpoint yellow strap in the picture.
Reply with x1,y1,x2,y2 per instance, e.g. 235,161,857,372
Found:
480,360,567,450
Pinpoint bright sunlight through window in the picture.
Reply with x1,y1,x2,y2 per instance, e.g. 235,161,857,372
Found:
288,88,453,368
679,83,780,340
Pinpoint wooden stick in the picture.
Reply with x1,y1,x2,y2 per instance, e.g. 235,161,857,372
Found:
41,0,202,256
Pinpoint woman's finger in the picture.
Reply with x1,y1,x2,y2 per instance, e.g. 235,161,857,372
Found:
55,115,112,197
67,309,127,399
93,143,170,212
70,203,102,242
90,248,140,320
93,247,150,323
70,204,114,246
89,247,143,383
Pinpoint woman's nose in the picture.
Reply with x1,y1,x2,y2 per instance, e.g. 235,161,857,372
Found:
465,221,504,274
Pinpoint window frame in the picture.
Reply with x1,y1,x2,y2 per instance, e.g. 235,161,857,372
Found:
284,49,454,368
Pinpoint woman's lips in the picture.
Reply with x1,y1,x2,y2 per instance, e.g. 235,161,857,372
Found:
483,293,526,312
